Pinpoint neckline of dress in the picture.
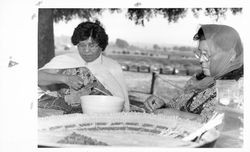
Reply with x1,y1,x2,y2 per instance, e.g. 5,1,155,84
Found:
83,54,103,67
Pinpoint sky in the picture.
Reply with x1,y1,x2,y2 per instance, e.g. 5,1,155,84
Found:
54,9,246,47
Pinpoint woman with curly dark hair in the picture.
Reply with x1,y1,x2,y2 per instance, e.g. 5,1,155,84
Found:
38,21,129,114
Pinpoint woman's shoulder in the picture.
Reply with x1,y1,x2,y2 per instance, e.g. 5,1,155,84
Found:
39,53,84,70
220,65,243,80
102,56,122,69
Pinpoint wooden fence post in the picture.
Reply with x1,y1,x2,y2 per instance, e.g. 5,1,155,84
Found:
150,72,158,95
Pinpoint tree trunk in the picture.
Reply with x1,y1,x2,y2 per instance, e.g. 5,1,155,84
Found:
38,9,55,69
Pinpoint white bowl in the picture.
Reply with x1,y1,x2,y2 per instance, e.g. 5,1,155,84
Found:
80,95,125,114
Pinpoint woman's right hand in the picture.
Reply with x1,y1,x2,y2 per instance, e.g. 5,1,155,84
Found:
144,95,165,113
63,75,85,90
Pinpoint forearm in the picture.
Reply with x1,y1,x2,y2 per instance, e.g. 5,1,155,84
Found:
38,70,67,86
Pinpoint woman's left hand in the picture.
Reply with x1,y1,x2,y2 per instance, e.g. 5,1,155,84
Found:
144,95,165,113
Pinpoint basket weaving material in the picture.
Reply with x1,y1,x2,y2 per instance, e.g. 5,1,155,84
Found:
38,112,216,147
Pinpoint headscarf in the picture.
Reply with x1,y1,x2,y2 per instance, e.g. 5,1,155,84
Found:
184,24,243,92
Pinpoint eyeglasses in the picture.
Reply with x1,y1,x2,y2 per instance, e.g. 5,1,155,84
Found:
77,42,99,50
193,49,209,62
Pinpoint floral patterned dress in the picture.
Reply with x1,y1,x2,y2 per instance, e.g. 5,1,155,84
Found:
166,86,217,122
156,66,243,123
38,67,112,113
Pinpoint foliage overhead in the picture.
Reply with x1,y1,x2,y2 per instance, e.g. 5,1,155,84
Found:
53,9,104,23
126,8,188,25
52,8,242,25
191,8,242,21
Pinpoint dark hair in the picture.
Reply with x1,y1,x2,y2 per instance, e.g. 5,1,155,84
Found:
71,21,108,51
193,28,206,41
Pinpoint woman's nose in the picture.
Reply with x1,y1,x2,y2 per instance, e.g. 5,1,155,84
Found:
85,46,90,52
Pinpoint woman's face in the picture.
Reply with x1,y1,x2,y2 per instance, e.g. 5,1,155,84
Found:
196,40,230,77
77,37,102,63
196,40,211,76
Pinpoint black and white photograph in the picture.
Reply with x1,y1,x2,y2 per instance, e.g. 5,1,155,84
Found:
0,0,249,151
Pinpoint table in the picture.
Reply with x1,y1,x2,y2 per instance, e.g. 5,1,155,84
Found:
38,107,243,148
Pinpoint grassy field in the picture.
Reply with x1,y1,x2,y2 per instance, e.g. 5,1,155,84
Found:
123,71,190,103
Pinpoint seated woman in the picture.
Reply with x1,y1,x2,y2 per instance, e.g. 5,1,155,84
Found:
144,24,243,122
38,21,129,113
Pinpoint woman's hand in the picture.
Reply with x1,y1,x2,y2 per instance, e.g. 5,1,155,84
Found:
63,75,85,90
144,95,165,113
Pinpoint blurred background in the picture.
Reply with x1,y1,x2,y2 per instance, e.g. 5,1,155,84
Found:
38,8,244,102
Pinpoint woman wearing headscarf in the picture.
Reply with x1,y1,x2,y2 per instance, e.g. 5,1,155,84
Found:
38,21,129,114
144,24,243,122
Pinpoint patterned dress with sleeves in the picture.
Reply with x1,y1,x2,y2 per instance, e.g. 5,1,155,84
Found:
166,81,217,123
38,67,112,113
163,66,243,123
